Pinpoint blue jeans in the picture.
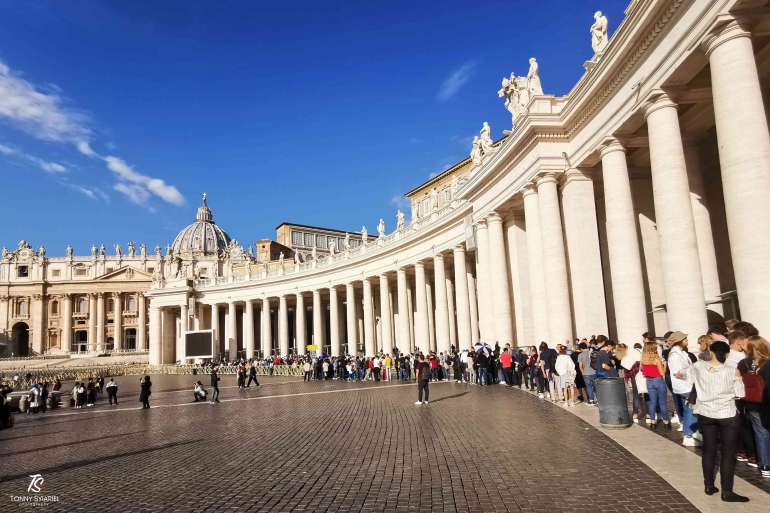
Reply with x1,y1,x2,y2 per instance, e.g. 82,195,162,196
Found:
646,377,669,422
211,386,219,402
583,374,597,402
358,368,365,380
478,368,488,385
748,410,770,466
674,392,697,435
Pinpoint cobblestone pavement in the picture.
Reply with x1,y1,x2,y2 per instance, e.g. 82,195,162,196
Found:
1,376,701,512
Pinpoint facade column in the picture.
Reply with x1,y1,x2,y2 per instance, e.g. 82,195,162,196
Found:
96,292,105,353
61,294,72,353
31,294,45,354
149,306,161,364
598,139,649,343
211,304,220,361
486,212,515,347
414,262,430,353
296,293,307,355
244,300,255,359
446,268,457,351
362,278,375,356
474,219,494,342
228,301,237,359
312,290,325,352
396,268,411,354
113,292,123,350
466,255,479,344
162,308,175,364
378,275,393,355
560,169,609,338
345,284,358,355
506,216,534,346
88,294,97,352
452,246,473,351
522,186,550,343
425,279,435,352
537,174,573,345
432,254,451,354
329,287,341,356
643,93,708,336
406,280,415,352
279,295,289,356
179,301,188,361
261,299,272,357
703,23,770,330
137,294,147,351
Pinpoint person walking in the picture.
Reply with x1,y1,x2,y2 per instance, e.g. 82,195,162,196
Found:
246,363,262,389
139,376,152,409
105,378,118,405
416,355,431,405
642,342,671,430
678,340,748,502
210,366,221,403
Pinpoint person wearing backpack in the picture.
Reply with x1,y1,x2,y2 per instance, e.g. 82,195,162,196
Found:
538,342,558,401
738,336,770,478
415,354,431,405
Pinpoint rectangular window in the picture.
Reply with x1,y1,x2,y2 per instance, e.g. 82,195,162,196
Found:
75,268,87,277
51,269,61,277
316,235,326,249
147,267,154,274
444,189,451,202
304,233,315,247
339,238,346,250
17,266,29,278
106,268,114,273
292,232,303,246
350,240,360,248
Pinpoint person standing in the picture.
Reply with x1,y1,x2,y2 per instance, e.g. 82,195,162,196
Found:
555,346,577,405
667,332,701,446
210,366,221,403
86,378,96,407
303,361,312,381
477,351,489,386
738,336,770,478
27,383,40,414
678,341,748,502
500,348,514,386
416,355,431,405
642,342,671,430
105,378,118,405
75,382,86,409
139,376,152,409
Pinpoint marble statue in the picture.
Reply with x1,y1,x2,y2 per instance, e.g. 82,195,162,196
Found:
151,268,163,283
127,242,135,257
140,244,147,258
451,175,460,197
155,245,162,256
100,244,106,257
193,264,201,280
114,244,122,257
248,246,254,258
1,247,8,260
480,122,496,154
361,227,368,243
66,245,73,258
279,252,285,266
591,11,609,54
262,256,268,269
430,188,439,211
295,252,300,264
527,59,543,95
498,59,543,126
311,246,317,260
396,210,405,230
166,244,173,260
91,245,97,258
329,239,336,255
246,260,252,277
38,246,46,258
344,232,350,250
411,202,418,220
378,219,385,238
470,136,483,166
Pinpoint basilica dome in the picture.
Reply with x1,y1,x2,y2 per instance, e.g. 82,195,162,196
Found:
171,194,231,256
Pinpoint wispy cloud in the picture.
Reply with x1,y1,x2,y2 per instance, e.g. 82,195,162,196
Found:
58,181,110,201
429,171,440,178
437,61,477,101
0,142,66,173
106,157,183,206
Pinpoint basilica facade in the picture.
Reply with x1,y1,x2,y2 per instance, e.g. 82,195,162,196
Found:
4,0,770,365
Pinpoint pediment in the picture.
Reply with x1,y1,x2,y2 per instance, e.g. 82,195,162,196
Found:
94,266,151,282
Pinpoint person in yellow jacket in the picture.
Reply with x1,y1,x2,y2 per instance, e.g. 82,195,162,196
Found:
384,355,392,381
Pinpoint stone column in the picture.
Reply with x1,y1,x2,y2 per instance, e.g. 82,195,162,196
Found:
560,169,609,338
262,299,272,357
598,139,649,343
162,308,175,364
113,292,123,350
378,275,393,355
345,284,358,355
362,278,375,356
61,294,72,353
88,294,97,352
96,292,105,352
643,93,708,336
466,256,479,344
407,281,415,352
329,287,341,356
474,219,494,342
31,295,45,354
179,301,188,361
228,301,237,359
312,290,325,352
506,216,534,346
703,23,770,330
396,268,411,354
486,212,515,347
211,304,220,361
149,306,161,364
414,262,430,353
452,246,473,351
279,296,289,356
683,141,722,317
522,186,550,343
137,294,147,351
244,300,255,359
425,279,435,352
445,269,457,351
432,254,451,354
296,293,307,355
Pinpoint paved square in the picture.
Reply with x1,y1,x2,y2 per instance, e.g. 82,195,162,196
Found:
1,376,700,512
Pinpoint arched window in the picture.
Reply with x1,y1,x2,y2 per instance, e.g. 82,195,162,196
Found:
17,300,27,316
51,300,59,315
77,298,87,313
127,297,136,311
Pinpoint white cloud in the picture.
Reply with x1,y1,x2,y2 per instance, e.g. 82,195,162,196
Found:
40,161,65,172
57,181,109,201
0,61,91,143
0,142,66,172
429,171,440,178
77,141,96,156
106,156,184,205
437,61,476,101
0,144,14,154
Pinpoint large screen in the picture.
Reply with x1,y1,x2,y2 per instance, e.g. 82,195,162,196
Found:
185,330,214,358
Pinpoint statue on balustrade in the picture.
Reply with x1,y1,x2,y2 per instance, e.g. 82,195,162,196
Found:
114,244,122,257
498,58,544,126
66,245,73,258
329,240,336,255
480,122,496,155
127,242,135,257
378,219,386,238
99,244,106,257
38,246,46,259
344,232,350,250
140,244,147,258
91,245,97,258
396,210,405,230
430,187,439,211
361,227,368,243
470,136,483,166
591,11,609,54
311,246,317,260
411,201,418,221
279,252,285,267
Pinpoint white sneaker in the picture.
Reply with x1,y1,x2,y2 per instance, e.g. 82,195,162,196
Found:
671,414,680,424
538,393,544,399
677,425,683,432
633,417,639,423
423,401,428,404
692,431,703,441
682,436,703,447
415,401,422,405
646,418,653,424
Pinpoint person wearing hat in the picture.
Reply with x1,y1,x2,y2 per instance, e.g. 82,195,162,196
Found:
667,331,702,446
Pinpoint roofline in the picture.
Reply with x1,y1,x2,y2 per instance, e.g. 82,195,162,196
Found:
275,222,362,235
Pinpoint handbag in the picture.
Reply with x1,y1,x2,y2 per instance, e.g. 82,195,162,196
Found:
686,384,697,406
743,369,766,403
635,372,648,394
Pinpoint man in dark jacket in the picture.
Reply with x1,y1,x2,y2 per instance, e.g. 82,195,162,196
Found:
210,366,221,403
416,355,431,405
477,352,490,385
246,364,262,389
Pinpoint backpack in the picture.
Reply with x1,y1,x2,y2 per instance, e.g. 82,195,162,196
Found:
589,347,598,370
421,364,433,381
743,368,766,404
548,351,559,376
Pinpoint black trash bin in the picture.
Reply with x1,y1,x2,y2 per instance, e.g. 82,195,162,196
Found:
595,377,630,429
192,369,197,376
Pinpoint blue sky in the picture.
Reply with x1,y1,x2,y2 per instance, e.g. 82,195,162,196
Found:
0,0,625,256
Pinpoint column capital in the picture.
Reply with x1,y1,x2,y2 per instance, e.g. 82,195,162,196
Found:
701,19,752,58
561,168,595,186
60,293,72,300
474,218,488,230
535,172,559,187
433,253,445,263
95,292,105,299
396,266,407,275
378,273,389,280
485,211,504,225
111,291,122,299
597,136,627,157
414,260,425,270
452,244,466,255
520,182,539,198
642,91,678,119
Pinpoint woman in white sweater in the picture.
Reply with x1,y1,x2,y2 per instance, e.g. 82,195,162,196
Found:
555,346,577,406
